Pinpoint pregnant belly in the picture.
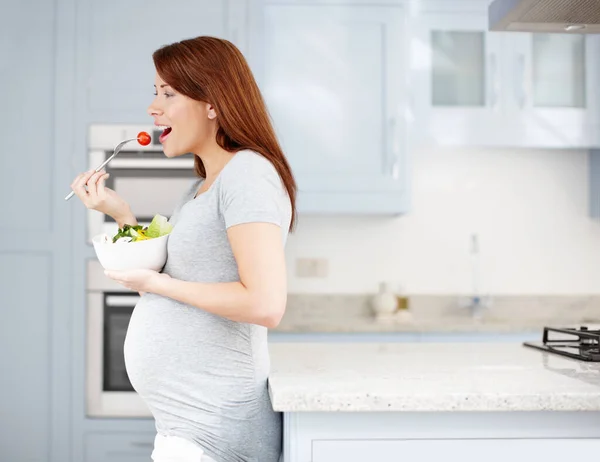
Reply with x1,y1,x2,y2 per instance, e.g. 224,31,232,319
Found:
123,294,258,402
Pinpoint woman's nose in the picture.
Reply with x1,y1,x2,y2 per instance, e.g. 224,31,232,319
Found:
147,102,162,117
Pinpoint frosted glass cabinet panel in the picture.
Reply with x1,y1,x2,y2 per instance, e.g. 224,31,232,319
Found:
262,4,409,213
506,32,599,147
411,10,508,146
431,31,486,107
531,33,586,108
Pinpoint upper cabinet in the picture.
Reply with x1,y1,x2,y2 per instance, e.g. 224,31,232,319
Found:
504,32,600,147
410,1,600,148
76,0,248,124
260,3,410,214
410,6,508,146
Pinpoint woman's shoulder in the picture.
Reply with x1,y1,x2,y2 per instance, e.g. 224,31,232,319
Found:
217,149,290,204
217,149,292,229
226,149,277,176
219,149,281,188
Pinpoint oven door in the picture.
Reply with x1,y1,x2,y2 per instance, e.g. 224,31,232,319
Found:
87,149,197,242
86,291,152,417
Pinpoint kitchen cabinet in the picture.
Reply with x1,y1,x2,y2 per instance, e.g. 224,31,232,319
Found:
411,1,600,148
0,255,53,462
0,0,72,461
410,4,508,147
260,2,410,214
311,438,600,462
504,32,600,147
75,0,249,124
84,432,155,462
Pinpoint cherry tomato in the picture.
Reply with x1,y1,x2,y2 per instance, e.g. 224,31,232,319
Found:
137,131,151,146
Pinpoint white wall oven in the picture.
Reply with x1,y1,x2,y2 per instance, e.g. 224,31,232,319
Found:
87,124,196,243
86,259,152,417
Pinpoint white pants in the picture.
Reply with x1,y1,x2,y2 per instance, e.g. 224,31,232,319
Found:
151,434,217,462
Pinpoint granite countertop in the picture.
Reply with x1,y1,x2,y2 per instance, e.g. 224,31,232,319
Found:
267,342,600,412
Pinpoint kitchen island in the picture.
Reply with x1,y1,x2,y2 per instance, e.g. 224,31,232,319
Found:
268,342,600,462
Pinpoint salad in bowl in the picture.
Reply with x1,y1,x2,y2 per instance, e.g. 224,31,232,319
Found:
93,214,173,271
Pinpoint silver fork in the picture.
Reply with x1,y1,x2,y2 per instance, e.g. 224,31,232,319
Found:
64,137,138,201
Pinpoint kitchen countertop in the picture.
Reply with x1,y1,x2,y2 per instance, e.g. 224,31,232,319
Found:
267,342,600,412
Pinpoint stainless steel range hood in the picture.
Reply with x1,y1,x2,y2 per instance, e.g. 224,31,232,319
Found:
488,0,600,33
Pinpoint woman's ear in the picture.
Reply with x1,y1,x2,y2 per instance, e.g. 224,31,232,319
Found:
207,103,217,120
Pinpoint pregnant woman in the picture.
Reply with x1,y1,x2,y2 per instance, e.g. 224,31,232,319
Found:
70,36,297,462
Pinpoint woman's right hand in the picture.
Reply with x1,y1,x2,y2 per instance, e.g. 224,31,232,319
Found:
70,170,133,224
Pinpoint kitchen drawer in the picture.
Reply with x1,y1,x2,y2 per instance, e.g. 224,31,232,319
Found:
85,432,155,462
312,438,600,462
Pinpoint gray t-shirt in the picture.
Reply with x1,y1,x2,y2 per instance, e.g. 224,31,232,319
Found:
123,150,291,462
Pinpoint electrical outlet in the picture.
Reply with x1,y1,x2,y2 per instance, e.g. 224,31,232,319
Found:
295,258,329,278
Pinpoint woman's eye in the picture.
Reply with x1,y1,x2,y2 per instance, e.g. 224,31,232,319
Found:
164,92,174,98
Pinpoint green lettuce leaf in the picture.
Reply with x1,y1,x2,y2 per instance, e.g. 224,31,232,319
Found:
145,214,173,238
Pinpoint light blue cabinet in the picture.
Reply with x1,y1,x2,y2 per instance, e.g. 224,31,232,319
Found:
283,403,600,462
84,433,155,462
411,0,600,148
1,0,73,461
504,32,600,147
411,4,509,147
0,256,53,461
259,3,410,214
74,0,249,124
310,435,600,462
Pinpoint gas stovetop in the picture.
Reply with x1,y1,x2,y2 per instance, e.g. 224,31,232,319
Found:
524,327,600,362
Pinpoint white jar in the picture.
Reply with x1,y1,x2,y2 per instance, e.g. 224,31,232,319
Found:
370,282,398,318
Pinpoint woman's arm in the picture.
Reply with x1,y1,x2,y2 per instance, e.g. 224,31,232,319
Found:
115,211,138,228
152,221,287,328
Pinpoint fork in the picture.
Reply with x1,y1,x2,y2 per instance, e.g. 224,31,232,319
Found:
64,137,138,201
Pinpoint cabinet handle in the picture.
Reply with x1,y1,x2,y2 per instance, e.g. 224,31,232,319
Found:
488,52,499,109
388,118,401,180
515,53,527,108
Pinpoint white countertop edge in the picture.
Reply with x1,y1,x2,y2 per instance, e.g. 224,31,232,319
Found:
268,389,600,412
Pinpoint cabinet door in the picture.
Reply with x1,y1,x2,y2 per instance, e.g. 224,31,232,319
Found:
505,32,600,147
1,0,71,461
77,0,247,123
312,438,600,462
85,432,155,462
262,4,409,214
411,7,508,146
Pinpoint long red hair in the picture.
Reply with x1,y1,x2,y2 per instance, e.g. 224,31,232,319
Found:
152,36,297,231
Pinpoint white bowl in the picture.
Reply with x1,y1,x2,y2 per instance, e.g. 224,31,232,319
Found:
92,233,170,271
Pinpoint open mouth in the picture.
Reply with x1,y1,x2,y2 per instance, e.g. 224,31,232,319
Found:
157,125,172,143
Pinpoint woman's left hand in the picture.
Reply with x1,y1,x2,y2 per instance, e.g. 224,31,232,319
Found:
104,268,171,293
